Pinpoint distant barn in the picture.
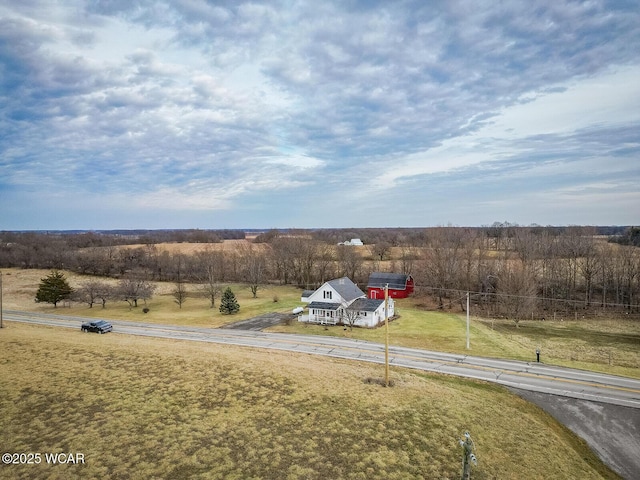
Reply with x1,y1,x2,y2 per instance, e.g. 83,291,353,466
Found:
367,272,414,299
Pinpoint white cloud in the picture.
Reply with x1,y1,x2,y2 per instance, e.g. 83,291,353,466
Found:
372,64,640,189
1,1,639,229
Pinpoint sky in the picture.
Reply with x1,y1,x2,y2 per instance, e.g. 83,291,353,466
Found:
1,0,639,230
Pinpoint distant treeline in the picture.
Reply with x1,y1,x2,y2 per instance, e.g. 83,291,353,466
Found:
0,229,244,249
609,226,640,247
257,224,633,246
1,224,638,317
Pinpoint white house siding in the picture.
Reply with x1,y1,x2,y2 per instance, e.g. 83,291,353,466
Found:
306,285,340,304
298,277,393,328
347,298,395,328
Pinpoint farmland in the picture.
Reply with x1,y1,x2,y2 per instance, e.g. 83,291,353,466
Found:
0,227,638,478
3,268,639,378
0,323,619,479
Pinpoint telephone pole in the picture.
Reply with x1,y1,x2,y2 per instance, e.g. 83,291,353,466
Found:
466,291,470,350
0,271,4,329
384,283,389,387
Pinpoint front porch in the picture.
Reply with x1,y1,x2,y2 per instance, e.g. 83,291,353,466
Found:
297,314,339,325
298,301,342,325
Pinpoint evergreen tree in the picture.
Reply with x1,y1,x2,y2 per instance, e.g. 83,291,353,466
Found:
35,270,73,307
219,287,240,314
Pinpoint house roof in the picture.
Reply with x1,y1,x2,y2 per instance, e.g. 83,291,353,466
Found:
301,290,315,298
308,301,341,310
326,277,365,302
367,272,411,290
347,298,385,312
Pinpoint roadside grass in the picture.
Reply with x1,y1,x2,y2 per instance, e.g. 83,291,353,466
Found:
272,306,531,359
3,268,639,377
479,317,640,378
58,283,302,328
0,323,618,480
270,299,640,379
1,268,301,327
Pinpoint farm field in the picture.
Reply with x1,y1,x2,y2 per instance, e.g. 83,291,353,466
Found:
0,268,301,327
3,268,639,378
0,323,619,480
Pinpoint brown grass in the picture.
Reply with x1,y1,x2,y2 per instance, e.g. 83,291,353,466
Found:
0,323,619,479
3,268,639,378
115,239,268,255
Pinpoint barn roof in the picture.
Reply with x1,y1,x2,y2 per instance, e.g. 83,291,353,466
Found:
367,272,411,290
327,277,365,302
347,298,385,312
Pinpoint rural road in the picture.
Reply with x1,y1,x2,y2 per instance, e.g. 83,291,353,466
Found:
5,309,640,409
4,309,640,479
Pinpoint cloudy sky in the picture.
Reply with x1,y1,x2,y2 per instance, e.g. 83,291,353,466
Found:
1,0,639,230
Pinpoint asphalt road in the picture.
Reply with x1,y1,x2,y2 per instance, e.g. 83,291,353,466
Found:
5,309,640,409
513,389,640,480
5,309,640,478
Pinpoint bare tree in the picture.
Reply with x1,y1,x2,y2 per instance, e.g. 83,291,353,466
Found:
240,244,267,298
342,308,361,331
95,283,114,308
422,227,463,309
196,249,225,308
270,237,294,285
315,243,336,284
336,245,364,282
577,236,601,308
74,279,112,308
118,275,155,308
495,263,538,326
371,241,392,262
398,244,419,276
172,279,188,308
615,246,640,311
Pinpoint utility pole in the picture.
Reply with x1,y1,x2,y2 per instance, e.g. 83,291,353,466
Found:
459,431,477,479
466,291,470,350
384,283,389,387
0,271,3,329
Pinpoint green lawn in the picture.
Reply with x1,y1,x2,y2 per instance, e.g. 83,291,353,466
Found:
269,299,640,379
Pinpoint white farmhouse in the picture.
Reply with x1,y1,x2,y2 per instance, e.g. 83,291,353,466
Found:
298,277,394,328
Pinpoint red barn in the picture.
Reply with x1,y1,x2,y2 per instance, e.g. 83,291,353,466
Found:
367,272,414,299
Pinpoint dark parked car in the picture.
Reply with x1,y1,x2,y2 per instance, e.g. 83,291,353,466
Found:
81,320,113,334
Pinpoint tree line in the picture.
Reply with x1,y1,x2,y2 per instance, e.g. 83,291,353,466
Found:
2,225,639,319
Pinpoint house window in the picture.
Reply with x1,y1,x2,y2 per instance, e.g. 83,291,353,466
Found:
363,312,367,316
323,290,332,299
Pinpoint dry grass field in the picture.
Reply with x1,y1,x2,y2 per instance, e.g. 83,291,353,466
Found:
115,239,268,255
0,268,301,327
0,323,619,480
3,268,639,378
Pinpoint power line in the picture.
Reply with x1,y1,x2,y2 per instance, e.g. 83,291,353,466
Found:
412,283,640,310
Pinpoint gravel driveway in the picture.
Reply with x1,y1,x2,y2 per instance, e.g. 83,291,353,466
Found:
221,312,295,331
